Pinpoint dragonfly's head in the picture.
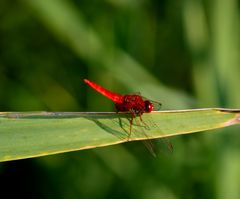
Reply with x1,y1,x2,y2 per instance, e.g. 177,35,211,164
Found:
144,100,154,113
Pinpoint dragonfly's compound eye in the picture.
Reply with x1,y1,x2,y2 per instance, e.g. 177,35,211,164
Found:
145,100,154,113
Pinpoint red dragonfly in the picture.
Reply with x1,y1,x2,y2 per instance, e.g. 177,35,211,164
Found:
84,79,161,131
84,79,171,155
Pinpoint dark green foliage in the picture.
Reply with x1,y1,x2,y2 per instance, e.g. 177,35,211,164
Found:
0,0,239,198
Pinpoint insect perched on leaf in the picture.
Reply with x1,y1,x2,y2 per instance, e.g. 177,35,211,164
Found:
84,79,172,156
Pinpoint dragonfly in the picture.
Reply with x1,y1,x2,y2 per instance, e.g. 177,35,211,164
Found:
84,79,172,156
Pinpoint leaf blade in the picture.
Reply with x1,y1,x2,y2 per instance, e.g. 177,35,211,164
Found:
0,108,240,162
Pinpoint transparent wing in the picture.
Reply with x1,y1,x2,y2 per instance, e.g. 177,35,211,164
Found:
149,100,162,111
142,140,157,157
126,92,142,96
140,113,173,155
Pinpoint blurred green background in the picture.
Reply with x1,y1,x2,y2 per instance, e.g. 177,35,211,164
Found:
0,0,240,198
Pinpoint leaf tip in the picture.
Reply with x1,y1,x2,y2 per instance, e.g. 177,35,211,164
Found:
225,113,240,126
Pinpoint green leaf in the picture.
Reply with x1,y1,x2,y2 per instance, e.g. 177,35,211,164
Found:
0,108,240,162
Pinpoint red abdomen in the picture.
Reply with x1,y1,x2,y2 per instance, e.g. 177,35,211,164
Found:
84,79,123,104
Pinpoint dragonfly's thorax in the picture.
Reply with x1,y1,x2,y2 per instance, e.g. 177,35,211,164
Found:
115,95,153,114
